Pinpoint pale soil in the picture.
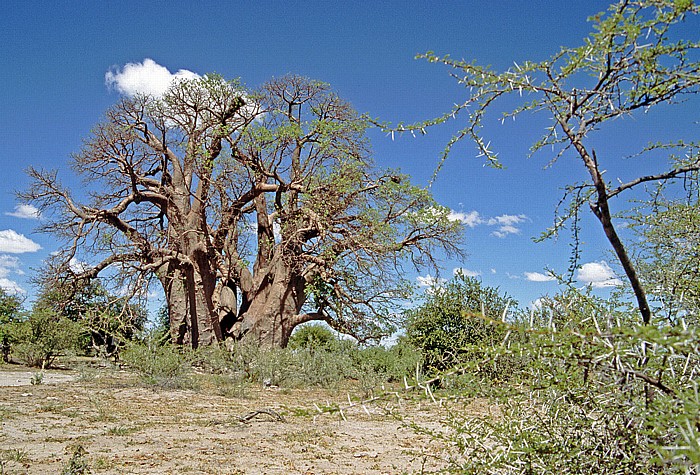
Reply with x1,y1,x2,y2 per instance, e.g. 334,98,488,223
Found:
0,365,487,474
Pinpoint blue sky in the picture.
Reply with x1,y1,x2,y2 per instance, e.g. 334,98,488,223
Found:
1,1,697,310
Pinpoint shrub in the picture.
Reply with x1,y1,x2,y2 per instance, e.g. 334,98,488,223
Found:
410,289,700,474
293,346,355,388
288,323,338,351
11,309,84,368
405,273,514,372
121,342,194,389
0,288,24,363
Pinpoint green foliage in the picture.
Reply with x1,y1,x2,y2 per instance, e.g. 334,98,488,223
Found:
11,308,84,368
34,278,147,357
0,288,22,320
627,180,700,324
288,323,338,351
412,288,700,474
526,285,634,332
61,445,91,475
407,0,700,325
118,331,419,394
0,288,23,363
30,372,44,385
152,304,171,344
121,340,195,390
405,273,514,372
293,344,356,388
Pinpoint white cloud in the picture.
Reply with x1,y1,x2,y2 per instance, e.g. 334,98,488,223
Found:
0,254,24,294
487,214,527,226
577,261,623,288
105,58,200,98
416,274,446,288
0,278,23,294
447,210,483,228
453,267,481,277
492,225,521,238
0,230,41,253
442,209,527,237
0,255,20,278
488,214,528,238
69,257,90,274
524,271,556,282
6,204,41,220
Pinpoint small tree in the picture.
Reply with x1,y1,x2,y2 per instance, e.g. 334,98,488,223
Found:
406,0,700,325
405,273,513,371
0,288,24,363
11,308,83,368
34,278,147,357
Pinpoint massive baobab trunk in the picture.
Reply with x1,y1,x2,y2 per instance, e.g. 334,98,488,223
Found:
160,264,221,348
232,260,313,348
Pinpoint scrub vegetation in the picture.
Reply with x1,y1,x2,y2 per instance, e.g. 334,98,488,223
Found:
1,0,699,473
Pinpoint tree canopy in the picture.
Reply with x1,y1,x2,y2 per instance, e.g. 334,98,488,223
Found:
23,74,464,348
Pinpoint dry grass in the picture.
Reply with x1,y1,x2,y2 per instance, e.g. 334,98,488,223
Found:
0,365,486,474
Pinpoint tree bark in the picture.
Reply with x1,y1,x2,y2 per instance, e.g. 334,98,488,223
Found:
160,262,222,348
233,263,307,348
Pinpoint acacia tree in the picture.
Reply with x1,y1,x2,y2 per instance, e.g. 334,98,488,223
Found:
24,74,463,348
34,278,147,356
407,0,700,324
627,172,700,323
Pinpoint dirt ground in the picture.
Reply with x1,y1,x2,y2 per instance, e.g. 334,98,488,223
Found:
0,365,485,474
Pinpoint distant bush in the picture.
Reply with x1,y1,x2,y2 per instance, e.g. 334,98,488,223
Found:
11,309,84,368
0,288,24,363
288,323,338,351
121,341,195,389
121,324,420,394
405,273,514,372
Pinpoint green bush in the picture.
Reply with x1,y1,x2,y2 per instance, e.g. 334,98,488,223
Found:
410,288,700,474
120,328,420,394
0,288,24,363
192,344,238,374
11,309,84,368
405,273,514,372
121,342,194,389
288,323,339,351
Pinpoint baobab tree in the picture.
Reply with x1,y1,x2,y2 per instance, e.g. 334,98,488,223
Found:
24,74,464,348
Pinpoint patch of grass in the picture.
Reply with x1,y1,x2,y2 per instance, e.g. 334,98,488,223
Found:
1,448,30,464
61,445,90,475
62,408,80,418
0,406,20,421
87,394,116,422
122,343,197,390
283,405,314,418
208,373,247,398
30,371,44,385
283,428,338,450
92,456,113,471
37,402,65,413
44,435,72,443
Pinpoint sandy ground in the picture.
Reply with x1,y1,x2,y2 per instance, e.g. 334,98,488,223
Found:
0,370,77,387
0,366,481,474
